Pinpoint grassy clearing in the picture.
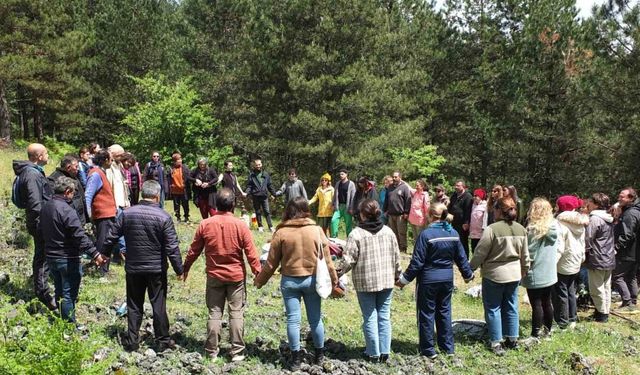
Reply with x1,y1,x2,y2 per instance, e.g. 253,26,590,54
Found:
1,146,639,374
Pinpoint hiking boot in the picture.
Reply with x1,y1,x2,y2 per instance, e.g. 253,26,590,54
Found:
157,339,176,352
504,337,519,350
45,298,58,312
314,348,325,364
595,313,609,323
123,342,139,352
289,350,302,371
379,353,389,363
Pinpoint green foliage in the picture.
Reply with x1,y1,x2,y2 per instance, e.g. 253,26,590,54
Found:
389,145,447,182
0,296,109,375
119,74,229,166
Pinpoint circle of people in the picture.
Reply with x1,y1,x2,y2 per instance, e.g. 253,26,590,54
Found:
12,142,639,367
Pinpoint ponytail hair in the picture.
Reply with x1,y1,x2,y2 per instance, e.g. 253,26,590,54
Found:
497,197,518,223
358,199,381,221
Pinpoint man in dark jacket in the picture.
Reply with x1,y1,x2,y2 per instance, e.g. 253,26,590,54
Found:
448,180,473,258
39,176,105,323
383,172,411,253
245,159,278,233
12,143,55,310
166,152,192,222
48,155,88,225
101,180,184,352
613,187,640,311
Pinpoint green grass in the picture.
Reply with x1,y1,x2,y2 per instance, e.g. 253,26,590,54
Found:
1,145,640,374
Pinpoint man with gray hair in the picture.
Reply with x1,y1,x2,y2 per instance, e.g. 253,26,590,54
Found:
101,180,184,352
12,143,55,310
39,176,105,323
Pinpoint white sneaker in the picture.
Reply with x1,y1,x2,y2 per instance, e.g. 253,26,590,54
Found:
231,354,245,362
258,227,264,233
568,322,577,330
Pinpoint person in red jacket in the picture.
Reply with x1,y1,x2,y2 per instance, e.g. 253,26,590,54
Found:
182,188,262,362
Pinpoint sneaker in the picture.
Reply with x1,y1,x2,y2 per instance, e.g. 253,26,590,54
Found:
379,353,389,363
595,313,609,323
314,348,325,364
157,339,176,352
206,351,218,360
568,322,577,330
289,350,302,371
258,227,264,233
504,338,519,350
426,353,438,360
231,354,245,362
491,343,505,356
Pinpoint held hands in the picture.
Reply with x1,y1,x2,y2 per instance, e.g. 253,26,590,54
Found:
462,223,470,232
464,274,475,284
94,254,107,267
395,279,405,289
177,273,186,282
253,279,262,289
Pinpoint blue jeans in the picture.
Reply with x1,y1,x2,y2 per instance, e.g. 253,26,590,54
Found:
357,289,393,357
482,278,520,343
47,257,82,323
281,275,324,351
417,282,454,356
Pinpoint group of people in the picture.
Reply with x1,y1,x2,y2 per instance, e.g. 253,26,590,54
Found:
11,142,640,367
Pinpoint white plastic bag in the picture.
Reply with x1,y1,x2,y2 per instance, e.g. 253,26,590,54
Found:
315,227,332,299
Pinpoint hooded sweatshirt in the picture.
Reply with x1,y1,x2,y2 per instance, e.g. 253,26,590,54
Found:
585,210,615,270
556,210,589,275
614,200,640,262
521,220,559,289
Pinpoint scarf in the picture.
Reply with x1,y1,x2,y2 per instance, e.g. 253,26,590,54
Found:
430,220,453,232
358,218,384,234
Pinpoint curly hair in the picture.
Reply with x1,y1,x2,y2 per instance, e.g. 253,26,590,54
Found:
526,198,554,239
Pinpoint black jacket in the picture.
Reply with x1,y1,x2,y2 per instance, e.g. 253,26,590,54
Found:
12,160,52,232
38,195,97,259
103,200,183,275
448,190,473,227
383,181,411,216
353,182,378,216
614,200,640,262
246,170,277,199
190,167,218,206
48,168,88,225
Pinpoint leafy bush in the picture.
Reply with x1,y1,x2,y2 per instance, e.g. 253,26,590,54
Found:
0,296,109,375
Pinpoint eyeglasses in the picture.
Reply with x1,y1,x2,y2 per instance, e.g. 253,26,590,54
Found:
492,189,500,193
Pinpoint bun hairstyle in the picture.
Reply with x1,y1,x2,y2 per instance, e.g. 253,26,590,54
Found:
358,199,381,221
497,197,518,223
429,202,453,223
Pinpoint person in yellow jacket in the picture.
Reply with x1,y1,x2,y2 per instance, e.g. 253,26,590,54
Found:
309,173,335,235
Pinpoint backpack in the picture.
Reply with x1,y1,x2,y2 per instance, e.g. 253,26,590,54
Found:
11,175,26,209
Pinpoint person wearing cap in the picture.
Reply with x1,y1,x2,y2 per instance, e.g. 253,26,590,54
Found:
331,169,356,238
554,195,589,329
433,185,450,207
613,187,640,311
309,173,335,235
352,176,377,224
469,188,488,252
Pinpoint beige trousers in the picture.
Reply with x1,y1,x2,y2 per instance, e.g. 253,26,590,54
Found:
588,269,612,314
205,277,246,356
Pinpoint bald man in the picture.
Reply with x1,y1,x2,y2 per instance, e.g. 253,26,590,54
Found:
12,143,55,310
105,144,129,269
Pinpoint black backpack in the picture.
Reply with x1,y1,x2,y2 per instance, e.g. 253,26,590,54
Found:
11,174,27,209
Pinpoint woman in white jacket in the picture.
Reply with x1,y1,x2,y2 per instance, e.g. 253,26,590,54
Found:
554,195,589,329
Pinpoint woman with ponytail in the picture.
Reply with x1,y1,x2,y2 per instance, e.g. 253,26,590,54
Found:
470,198,530,355
397,203,474,359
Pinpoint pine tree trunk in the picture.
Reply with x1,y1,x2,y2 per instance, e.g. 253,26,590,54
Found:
0,80,10,141
33,99,43,142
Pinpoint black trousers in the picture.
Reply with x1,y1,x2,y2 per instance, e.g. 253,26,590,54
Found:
172,195,190,220
527,286,554,336
125,272,170,346
95,217,117,273
28,227,53,305
552,273,578,327
452,223,470,259
612,260,638,305
252,196,273,229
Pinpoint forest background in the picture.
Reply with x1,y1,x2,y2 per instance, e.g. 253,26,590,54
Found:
1,0,639,199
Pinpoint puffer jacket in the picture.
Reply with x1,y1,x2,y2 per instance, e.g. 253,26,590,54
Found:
614,200,640,262
12,160,52,231
102,200,183,275
309,186,335,217
585,210,615,270
556,211,589,275
38,195,98,260
521,220,559,289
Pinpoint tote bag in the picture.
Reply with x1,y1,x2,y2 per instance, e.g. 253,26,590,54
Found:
315,227,332,299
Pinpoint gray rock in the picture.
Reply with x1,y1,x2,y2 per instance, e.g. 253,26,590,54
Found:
0,272,9,285
452,319,487,340
569,352,596,374
465,285,482,298
92,347,112,362
144,348,157,358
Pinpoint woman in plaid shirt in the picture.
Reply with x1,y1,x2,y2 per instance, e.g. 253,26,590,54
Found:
342,199,402,363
